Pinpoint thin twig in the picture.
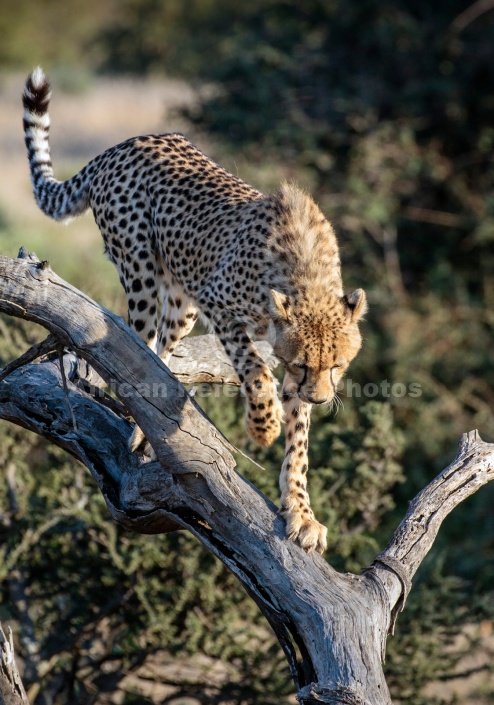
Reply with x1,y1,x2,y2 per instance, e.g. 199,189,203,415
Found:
450,0,494,32
58,348,78,432
0,333,59,382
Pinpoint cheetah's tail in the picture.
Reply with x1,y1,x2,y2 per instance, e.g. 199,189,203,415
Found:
23,67,90,222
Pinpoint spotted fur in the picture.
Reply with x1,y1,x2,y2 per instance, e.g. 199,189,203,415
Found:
23,67,367,553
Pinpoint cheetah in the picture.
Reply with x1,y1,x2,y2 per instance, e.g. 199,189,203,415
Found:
22,67,367,553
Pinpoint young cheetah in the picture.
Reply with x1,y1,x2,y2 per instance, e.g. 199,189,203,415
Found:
23,67,367,553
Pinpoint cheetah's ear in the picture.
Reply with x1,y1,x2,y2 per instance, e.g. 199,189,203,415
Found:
270,289,293,323
344,289,367,321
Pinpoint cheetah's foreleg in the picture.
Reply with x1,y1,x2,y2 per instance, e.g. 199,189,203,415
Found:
242,366,284,447
279,373,328,554
214,318,283,447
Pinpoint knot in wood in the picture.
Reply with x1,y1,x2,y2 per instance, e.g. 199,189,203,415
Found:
36,260,51,275
297,683,371,705
26,258,52,281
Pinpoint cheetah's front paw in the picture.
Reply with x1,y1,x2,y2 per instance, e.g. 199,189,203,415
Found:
245,395,283,447
281,506,328,554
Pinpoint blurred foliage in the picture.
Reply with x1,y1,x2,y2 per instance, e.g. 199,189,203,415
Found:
1,0,494,703
0,317,294,703
0,316,411,704
161,0,494,551
386,564,494,705
0,0,116,71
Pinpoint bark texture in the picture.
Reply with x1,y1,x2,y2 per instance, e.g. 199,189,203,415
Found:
0,250,493,705
169,334,278,385
0,624,29,705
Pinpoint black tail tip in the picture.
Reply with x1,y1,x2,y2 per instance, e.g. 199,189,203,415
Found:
23,67,51,115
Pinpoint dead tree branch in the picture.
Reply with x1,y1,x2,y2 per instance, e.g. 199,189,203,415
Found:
0,250,493,705
0,624,29,705
168,334,278,385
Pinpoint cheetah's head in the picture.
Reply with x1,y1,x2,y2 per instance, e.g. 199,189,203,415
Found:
268,288,367,404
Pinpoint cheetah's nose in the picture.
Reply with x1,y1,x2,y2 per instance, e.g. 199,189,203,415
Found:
306,395,326,405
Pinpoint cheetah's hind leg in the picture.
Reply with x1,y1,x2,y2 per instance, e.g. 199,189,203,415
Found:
129,287,198,457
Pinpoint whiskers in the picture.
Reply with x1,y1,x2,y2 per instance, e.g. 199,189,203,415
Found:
326,393,344,416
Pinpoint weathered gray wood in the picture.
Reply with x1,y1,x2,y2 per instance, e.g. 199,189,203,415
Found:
0,624,29,705
78,334,278,390
0,349,392,704
0,251,493,705
371,430,494,619
169,334,278,385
